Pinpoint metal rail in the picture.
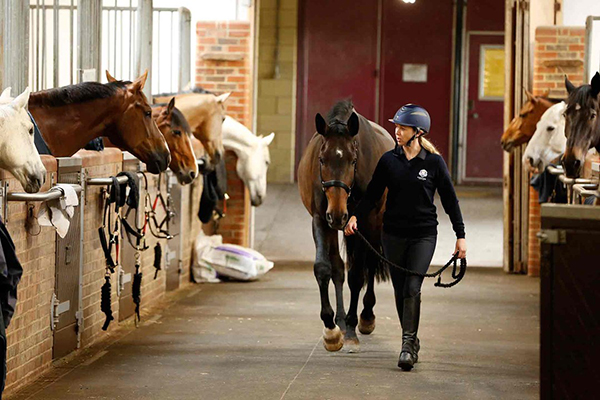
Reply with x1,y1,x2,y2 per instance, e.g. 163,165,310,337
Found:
7,184,83,202
86,175,130,186
573,183,600,204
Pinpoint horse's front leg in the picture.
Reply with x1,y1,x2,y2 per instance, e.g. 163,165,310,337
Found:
312,216,343,352
329,233,347,334
344,235,364,353
359,265,377,335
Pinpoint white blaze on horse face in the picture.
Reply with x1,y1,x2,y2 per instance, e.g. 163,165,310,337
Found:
523,102,567,172
336,149,344,158
0,87,47,193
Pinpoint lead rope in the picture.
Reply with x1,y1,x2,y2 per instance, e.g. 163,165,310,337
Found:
354,230,467,288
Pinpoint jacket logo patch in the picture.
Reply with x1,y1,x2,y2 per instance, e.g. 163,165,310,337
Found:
417,169,428,181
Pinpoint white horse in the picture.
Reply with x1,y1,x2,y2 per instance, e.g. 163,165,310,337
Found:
523,101,566,173
0,87,47,193
222,116,274,207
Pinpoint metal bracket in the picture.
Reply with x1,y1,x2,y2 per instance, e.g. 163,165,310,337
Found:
50,294,70,331
537,229,567,245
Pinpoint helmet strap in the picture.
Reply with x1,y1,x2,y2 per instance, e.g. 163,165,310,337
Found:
405,128,422,147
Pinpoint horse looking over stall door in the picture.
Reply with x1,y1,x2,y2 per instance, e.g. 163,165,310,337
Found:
27,71,171,174
0,87,47,193
298,100,394,352
222,115,274,207
522,102,567,173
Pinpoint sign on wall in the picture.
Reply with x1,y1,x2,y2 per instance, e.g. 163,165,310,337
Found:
402,63,428,82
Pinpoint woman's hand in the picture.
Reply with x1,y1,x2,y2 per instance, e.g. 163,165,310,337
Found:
344,216,358,236
454,238,467,259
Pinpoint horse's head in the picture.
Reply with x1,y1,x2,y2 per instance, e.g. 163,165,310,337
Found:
106,70,171,174
153,98,198,185
522,102,566,173
502,90,552,152
316,112,359,230
240,133,274,207
0,88,47,193
201,92,230,167
563,73,600,177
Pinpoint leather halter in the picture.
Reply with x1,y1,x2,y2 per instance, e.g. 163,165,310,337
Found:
318,130,358,195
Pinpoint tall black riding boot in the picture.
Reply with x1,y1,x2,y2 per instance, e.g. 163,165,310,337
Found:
398,293,421,371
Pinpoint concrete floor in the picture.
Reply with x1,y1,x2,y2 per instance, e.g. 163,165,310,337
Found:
9,183,540,400
255,184,503,267
9,264,539,400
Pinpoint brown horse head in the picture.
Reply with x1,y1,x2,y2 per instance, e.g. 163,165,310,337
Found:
152,98,198,185
153,91,230,168
501,90,557,152
106,70,171,173
316,111,359,230
563,73,600,177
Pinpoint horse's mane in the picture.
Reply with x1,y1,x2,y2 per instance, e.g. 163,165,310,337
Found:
29,81,130,108
567,84,593,108
327,99,354,125
154,86,214,98
171,108,192,134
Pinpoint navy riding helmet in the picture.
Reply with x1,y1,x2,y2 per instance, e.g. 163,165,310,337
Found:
388,104,431,134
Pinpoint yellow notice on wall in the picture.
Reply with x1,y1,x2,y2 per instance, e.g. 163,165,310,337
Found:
480,46,505,100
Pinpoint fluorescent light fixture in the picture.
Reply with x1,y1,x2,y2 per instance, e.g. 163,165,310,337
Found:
403,0,416,3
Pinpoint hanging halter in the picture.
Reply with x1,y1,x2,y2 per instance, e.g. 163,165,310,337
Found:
143,172,176,240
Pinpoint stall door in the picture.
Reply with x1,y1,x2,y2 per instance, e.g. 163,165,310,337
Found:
295,0,379,172
165,170,182,291
462,34,505,182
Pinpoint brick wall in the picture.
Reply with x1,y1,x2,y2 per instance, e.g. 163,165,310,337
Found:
3,156,56,393
528,26,585,277
257,0,298,183
196,21,251,128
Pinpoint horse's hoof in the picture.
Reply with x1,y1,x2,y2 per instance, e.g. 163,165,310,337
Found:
322,326,343,352
344,337,360,353
358,315,376,335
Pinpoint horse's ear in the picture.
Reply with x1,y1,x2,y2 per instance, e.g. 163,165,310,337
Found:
347,112,359,137
524,88,538,103
167,97,176,114
131,70,148,92
315,113,327,136
0,87,12,100
263,132,275,146
105,70,117,83
216,92,231,104
11,87,30,110
565,76,576,95
591,72,600,98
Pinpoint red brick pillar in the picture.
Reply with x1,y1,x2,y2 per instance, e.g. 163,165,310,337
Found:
528,26,585,276
196,21,253,246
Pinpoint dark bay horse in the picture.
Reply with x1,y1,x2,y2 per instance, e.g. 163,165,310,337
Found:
501,90,562,152
563,73,600,177
298,100,394,352
28,71,170,173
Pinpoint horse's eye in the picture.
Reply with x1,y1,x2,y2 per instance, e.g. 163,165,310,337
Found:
222,117,226,123
145,110,152,117
351,160,357,166
173,129,182,136
319,157,324,164
547,126,555,132
519,113,526,118
29,127,34,136
591,113,597,120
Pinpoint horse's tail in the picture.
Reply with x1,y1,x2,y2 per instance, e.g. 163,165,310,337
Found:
345,231,389,285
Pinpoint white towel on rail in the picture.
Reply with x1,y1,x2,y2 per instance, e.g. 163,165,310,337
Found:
37,184,79,238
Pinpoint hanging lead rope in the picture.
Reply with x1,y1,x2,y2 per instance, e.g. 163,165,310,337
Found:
354,230,467,288
153,243,162,279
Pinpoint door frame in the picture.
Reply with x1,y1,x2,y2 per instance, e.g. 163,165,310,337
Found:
458,30,505,184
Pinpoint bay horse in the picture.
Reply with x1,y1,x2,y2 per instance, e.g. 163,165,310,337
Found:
298,100,394,352
0,87,46,192
501,90,562,152
153,90,231,168
27,71,170,174
152,99,198,185
222,115,274,206
563,73,600,177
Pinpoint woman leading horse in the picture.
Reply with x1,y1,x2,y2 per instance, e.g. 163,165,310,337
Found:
345,104,467,371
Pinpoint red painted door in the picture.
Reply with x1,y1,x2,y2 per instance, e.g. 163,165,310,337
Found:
463,34,505,181
379,0,455,160
295,0,379,171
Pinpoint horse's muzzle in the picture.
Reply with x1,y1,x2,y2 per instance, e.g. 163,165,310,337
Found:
326,212,348,231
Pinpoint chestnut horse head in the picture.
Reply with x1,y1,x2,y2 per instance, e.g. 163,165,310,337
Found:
562,73,600,177
28,71,170,174
154,90,230,168
501,90,561,152
152,98,198,185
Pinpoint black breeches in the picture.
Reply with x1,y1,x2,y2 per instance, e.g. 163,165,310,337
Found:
381,232,437,298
